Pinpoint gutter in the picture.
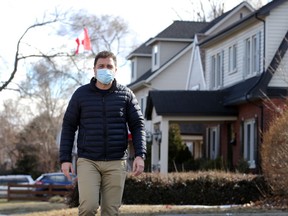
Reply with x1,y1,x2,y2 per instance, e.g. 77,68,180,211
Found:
245,12,266,109
244,12,266,173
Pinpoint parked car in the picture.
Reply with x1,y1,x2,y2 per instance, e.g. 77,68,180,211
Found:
0,175,34,198
34,172,76,194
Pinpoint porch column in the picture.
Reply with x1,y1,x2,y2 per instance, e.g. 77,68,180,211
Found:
151,142,159,172
159,119,169,174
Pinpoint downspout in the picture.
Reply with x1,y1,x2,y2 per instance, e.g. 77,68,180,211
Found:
245,13,265,173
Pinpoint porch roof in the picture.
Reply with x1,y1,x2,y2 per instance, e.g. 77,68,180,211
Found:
145,90,238,120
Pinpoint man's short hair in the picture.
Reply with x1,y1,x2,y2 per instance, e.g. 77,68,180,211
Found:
94,51,117,67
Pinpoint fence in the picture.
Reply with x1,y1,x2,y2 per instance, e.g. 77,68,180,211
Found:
6,184,74,201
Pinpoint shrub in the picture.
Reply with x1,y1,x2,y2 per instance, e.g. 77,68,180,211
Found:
235,159,250,174
122,171,269,205
261,102,288,195
66,171,269,207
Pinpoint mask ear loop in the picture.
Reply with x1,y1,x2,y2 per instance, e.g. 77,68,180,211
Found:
93,68,97,80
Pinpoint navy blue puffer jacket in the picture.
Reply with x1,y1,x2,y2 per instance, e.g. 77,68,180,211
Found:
59,78,146,163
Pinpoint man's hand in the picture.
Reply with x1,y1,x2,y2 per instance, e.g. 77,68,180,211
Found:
132,156,145,176
61,162,74,180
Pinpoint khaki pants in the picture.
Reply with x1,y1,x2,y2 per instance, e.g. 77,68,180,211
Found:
77,158,127,216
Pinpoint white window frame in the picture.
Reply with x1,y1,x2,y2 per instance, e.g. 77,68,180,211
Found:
245,38,251,76
152,45,159,69
228,44,237,74
207,126,220,159
140,96,147,114
243,119,256,169
131,60,136,81
244,32,261,77
211,51,224,89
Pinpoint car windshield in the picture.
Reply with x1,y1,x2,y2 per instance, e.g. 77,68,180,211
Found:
0,178,30,185
49,175,70,183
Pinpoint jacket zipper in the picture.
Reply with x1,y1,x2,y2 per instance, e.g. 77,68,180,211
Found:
102,95,107,160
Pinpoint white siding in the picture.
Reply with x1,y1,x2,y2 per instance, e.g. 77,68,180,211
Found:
134,87,151,130
134,88,150,108
205,4,254,35
150,48,191,90
269,52,288,87
136,57,151,79
205,23,264,90
265,1,288,69
159,41,189,67
266,1,288,88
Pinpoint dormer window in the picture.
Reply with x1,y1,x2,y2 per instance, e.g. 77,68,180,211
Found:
131,60,136,81
152,45,159,70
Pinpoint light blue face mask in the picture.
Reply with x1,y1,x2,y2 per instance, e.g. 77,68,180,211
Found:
96,68,114,85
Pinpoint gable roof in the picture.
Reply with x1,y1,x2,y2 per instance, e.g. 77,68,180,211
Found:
146,21,208,45
127,21,208,60
127,43,193,89
126,38,152,60
222,26,288,105
199,0,288,105
145,90,237,120
146,28,288,117
127,68,152,89
259,0,288,15
155,21,208,38
127,21,209,89
199,0,287,47
201,1,254,35
248,29,288,101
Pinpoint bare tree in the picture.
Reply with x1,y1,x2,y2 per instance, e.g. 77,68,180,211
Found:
0,9,133,173
0,11,73,93
15,112,61,173
1,9,131,94
247,0,264,9
0,100,26,171
173,0,265,22
59,10,130,60
173,0,225,22
21,60,75,114
206,0,225,21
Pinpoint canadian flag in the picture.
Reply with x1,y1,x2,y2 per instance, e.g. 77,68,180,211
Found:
75,27,92,54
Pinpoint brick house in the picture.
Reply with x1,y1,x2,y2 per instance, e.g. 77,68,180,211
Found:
128,0,288,173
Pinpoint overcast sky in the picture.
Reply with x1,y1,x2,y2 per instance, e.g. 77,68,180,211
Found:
0,0,269,103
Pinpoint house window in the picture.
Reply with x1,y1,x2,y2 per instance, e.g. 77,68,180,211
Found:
244,32,261,77
243,119,256,168
131,60,135,80
211,51,224,89
140,96,147,114
245,38,251,75
252,34,260,73
228,44,237,73
153,45,159,67
206,126,220,159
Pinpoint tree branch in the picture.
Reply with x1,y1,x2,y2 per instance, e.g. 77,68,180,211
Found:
0,17,62,92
